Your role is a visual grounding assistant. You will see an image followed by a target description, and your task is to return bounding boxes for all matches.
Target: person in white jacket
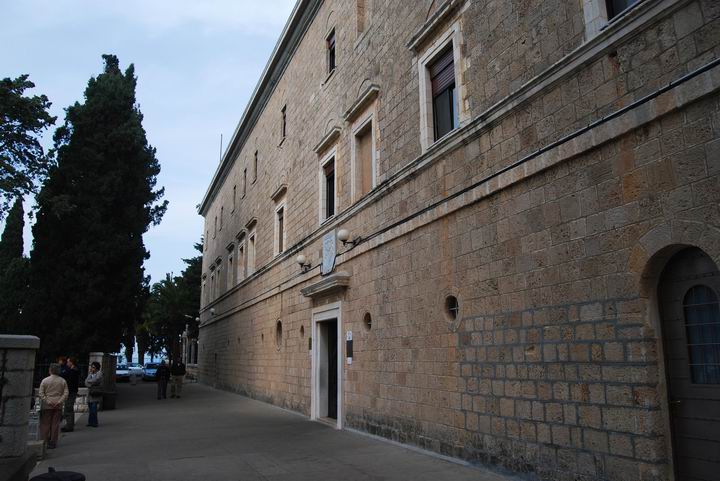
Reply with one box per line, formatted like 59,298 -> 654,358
38,363 -> 69,449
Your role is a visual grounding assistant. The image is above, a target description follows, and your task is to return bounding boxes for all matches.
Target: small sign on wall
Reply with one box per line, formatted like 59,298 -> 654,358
321,230 -> 336,275
346,330 -> 353,365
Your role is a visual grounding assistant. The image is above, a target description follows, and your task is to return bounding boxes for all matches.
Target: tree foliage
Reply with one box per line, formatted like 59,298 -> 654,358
142,242 -> 201,358
0,75 -> 56,219
26,55 -> 167,359
0,197 -> 28,333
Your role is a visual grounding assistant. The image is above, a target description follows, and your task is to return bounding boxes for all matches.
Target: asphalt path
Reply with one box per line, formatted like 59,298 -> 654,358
31,381 -> 515,481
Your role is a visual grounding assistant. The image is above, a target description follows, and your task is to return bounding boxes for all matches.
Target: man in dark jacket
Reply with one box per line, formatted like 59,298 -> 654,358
170,358 -> 187,398
60,357 -> 80,432
156,360 -> 170,400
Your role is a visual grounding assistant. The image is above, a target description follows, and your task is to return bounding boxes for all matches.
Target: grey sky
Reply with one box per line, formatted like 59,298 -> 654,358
0,0 -> 295,284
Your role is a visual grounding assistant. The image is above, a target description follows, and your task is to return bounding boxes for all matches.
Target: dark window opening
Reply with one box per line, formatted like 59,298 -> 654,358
281,106 -> 287,140
277,207 -> 284,254
324,159 -> 335,219
606,0 -> 639,20
327,29 -> 336,74
430,46 -> 458,141
683,285 -> 720,384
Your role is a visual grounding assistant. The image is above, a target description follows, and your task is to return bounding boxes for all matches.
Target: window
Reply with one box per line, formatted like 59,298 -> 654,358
280,106 -> 287,141
253,151 -> 258,183
201,275 -> 207,306
216,261 -> 222,296
429,47 -> 458,141
205,231 -> 208,250
237,239 -> 246,282
247,229 -> 256,275
213,216 -> 217,238
353,119 -> 375,199
232,185 -> 236,212
606,0 -> 638,19
227,252 -> 234,290
326,29 -> 336,74
683,285 -> 720,384
243,168 -> 247,197
220,206 -> 223,231
210,269 -> 215,300
417,23 -> 464,151
274,202 -> 286,256
320,151 -> 336,222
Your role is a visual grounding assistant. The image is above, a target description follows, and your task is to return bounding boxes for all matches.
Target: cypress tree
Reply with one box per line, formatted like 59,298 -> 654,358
0,197 -> 28,333
27,55 -> 167,358
0,197 -> 24,272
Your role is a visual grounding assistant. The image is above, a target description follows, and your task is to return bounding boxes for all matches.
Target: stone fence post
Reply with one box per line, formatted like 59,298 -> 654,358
0,335 -> 39,481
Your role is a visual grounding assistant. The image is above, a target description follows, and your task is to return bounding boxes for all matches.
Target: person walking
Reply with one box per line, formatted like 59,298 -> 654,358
60,357 -> 80,432
38,363 -> 68,449
85,362 -> 103,427
170,357 -> 186,398
156,360 -> 170,400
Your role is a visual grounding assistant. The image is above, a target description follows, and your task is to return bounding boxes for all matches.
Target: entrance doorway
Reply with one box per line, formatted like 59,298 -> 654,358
311,302 -> 342,428
658,247 -> 720,481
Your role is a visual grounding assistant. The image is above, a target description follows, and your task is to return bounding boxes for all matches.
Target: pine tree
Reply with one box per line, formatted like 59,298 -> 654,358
0,75 -> 56,219
26,55 -> 167,359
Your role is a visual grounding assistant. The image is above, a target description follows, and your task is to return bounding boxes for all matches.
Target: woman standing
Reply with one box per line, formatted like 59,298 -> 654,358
85,362 -> 103,427
38,363 -> 68,449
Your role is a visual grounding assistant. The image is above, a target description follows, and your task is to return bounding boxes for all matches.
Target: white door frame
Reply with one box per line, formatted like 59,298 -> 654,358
311,301 -> 343,429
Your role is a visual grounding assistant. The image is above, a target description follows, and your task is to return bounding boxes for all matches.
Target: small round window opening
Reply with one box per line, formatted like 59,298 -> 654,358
363,312 -> 372,331
275,320 -> 283,350
445,295 -> 459,320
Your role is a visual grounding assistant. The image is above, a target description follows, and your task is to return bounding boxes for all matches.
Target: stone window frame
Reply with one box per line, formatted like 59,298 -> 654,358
246,221 -> 257,276
209,266 -> 216,301
582,0 -> 642,39
318,146 -> 338,225
214,257 -> 223,297
417,21 -> 467,152
226,242 -> 235,291
273,189 -> 287,257
236,230 -> 247,283
326,28 -> 336,77
349,100 -> 379,203
201,274 -> 207,307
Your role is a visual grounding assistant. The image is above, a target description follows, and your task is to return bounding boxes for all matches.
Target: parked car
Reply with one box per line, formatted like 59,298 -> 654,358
128,363 -> 144,378
143,363 -> 159,381
115,364 -> 130,382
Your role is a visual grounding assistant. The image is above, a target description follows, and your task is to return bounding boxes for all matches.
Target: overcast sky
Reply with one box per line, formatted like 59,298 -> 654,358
0,0 -> 295,285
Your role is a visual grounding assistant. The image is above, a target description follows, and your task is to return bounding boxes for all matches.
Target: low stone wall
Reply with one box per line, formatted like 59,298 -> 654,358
0,335 -> 39,481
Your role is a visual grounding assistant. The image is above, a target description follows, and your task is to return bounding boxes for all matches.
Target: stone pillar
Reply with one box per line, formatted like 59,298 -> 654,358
0,335 -> 39,481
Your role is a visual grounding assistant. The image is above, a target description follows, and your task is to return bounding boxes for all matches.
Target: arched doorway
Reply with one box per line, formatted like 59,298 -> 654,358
658,247 -> 720,481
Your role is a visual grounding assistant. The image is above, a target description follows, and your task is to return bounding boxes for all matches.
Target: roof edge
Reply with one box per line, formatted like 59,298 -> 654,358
199,0 -> 322,216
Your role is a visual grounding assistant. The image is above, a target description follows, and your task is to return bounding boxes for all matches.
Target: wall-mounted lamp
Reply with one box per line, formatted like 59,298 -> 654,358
296,254 -> 312,273
337,228 -> 362,248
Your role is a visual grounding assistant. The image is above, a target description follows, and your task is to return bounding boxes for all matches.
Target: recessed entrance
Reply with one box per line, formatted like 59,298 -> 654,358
311,302 -> 342,428
658,247 -> 720,481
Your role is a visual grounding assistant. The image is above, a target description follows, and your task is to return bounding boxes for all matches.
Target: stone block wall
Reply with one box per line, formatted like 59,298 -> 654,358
198,1 -> 720,480
0,335 -> 39,481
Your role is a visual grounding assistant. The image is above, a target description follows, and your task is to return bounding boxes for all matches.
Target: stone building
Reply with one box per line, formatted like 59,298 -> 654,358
198,1 -> 720,480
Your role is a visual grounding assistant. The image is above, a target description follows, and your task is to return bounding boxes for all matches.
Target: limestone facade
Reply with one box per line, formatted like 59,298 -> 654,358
198,1 -> 720,480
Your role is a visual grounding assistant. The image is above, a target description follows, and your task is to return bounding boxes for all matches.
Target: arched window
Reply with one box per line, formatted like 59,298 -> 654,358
683,285 -> 720,384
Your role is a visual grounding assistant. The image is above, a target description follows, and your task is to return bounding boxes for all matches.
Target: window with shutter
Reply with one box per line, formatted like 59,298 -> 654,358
429,47 -> 457,141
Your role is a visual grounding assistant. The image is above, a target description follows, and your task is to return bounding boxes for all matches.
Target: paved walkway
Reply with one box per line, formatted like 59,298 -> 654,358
31,382 -> 515,481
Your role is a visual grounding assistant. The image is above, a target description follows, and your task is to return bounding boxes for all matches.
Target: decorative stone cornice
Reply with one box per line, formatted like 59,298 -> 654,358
313,127 -> 341,154
406,0 -> 467,52
271,184 -> 288,202
300,271 -> 350,298
342,85 -> 380,122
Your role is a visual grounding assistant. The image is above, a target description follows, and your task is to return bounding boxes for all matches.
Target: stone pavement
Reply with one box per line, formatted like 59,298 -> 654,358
31,382 -> 518,481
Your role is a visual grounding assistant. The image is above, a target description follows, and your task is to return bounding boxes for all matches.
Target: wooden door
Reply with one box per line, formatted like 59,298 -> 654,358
658,247 -> 720,481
